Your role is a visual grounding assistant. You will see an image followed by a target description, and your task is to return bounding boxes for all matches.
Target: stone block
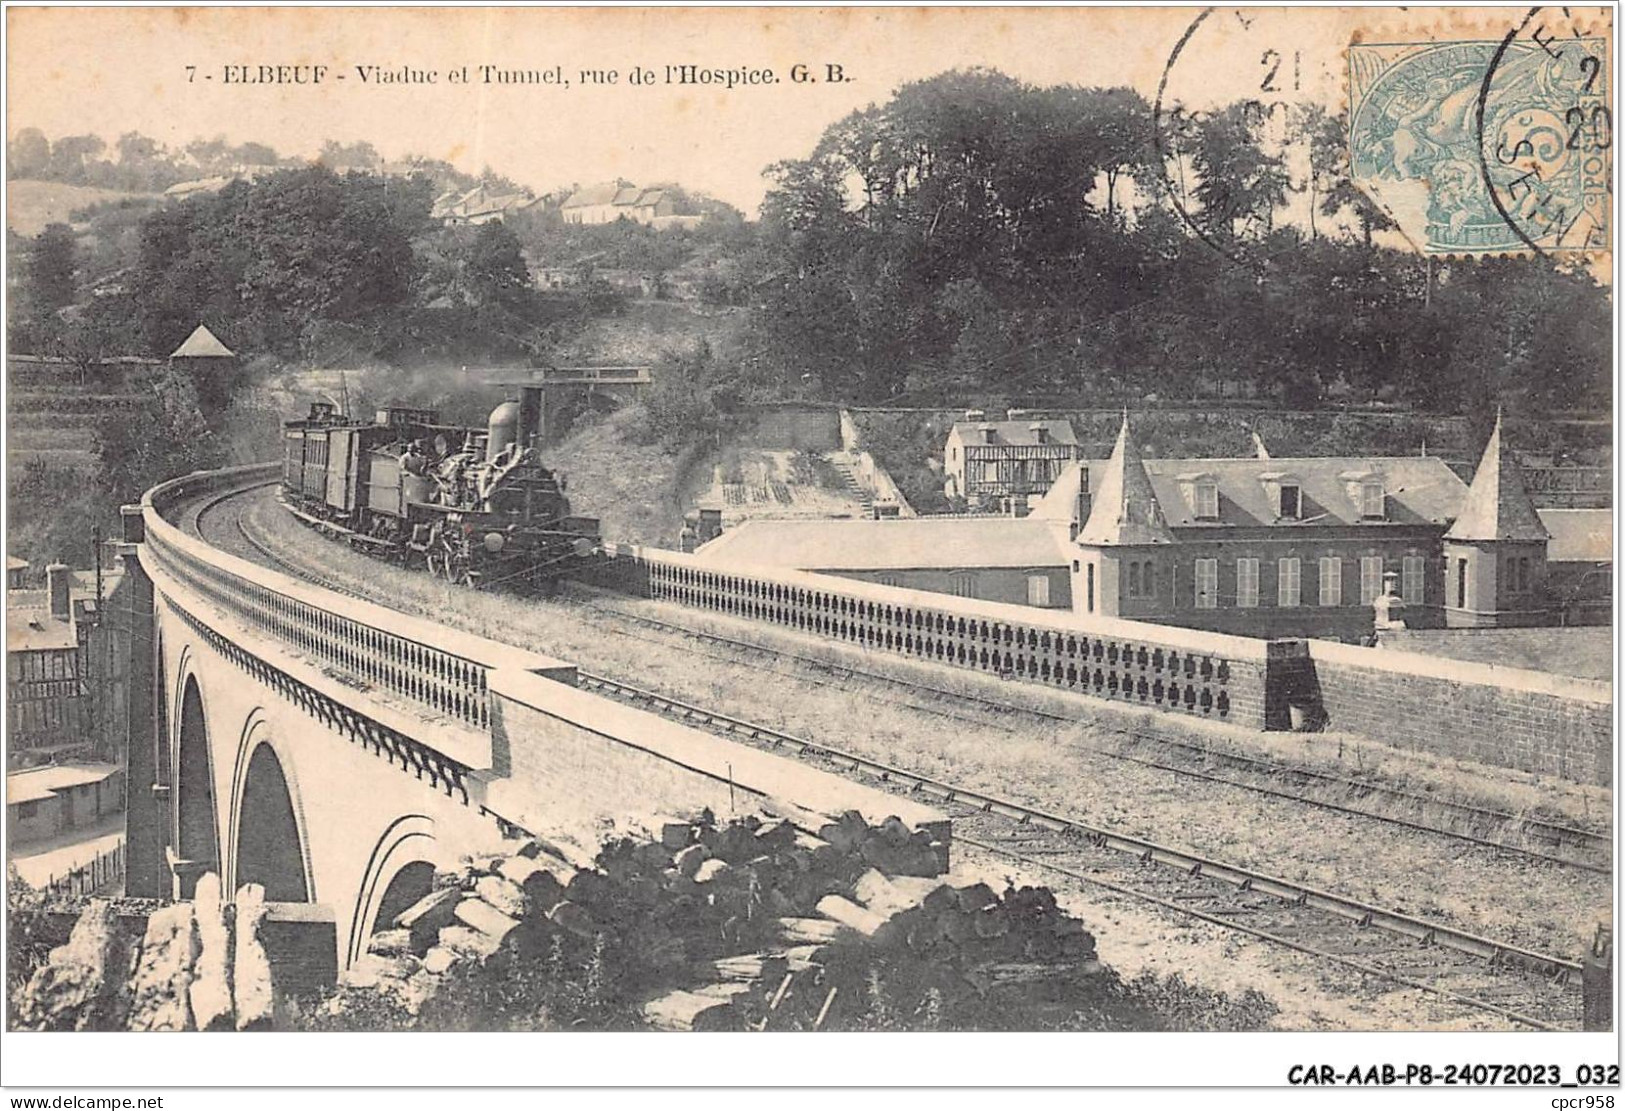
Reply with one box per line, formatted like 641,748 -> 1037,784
189,873 -> 235,1032
127,902 -> 199,1031
15,901 -> 132,1031
395,886 -> 461,953
474,874 -> 527,919
232,884 -> 275,1031
454,897 -> 521,945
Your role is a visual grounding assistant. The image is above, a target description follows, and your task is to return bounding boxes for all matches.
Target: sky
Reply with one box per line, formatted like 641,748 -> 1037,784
5,6 -> 1376,215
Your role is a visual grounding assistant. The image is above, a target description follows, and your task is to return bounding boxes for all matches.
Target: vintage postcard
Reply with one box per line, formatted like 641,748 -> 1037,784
2,4 -> 1616,1100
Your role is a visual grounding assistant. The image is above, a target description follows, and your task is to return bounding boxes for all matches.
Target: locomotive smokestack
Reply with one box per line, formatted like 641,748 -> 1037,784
486,401 -> 520,462
517,386 -> 545,453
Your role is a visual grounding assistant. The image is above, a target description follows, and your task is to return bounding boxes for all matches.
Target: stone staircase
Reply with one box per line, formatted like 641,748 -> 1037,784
826,452 -> 873,515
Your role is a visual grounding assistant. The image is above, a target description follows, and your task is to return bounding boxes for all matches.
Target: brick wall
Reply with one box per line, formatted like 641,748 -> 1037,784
1305,640 -> 1613,786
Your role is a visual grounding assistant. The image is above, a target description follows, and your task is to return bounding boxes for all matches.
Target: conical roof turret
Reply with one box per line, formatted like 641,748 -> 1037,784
1444,411 -> 1548,542
1077,413 -> 1173,546
169,324 -> 234,359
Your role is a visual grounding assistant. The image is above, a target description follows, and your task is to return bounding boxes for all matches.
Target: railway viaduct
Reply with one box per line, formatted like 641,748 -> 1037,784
117,463 -> 941,980
115,459 -> 1611,986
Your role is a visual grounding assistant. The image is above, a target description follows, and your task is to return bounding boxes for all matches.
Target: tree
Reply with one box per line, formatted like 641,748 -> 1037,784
48,134 -> 105,183
93,363 -> 224,503
467,221 -> 534,305
1188,104 -> 1290,242
1305,108 -> 1397,247
318,139 -> 380,171
27,224 -> 77,321
234,141 -> 280,166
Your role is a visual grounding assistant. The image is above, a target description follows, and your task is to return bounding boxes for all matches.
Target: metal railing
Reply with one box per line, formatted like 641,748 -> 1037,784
142,467 -> 532,737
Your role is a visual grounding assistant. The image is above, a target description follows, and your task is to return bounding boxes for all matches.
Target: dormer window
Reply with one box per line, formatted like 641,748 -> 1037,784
1360,480 -> 1385,519
1176,472 -> 1220,521
1340,469 -> 1386,520
1195,481 -> 1219,519
1260,471 -> 1302,521
1279,483 -> 1301,520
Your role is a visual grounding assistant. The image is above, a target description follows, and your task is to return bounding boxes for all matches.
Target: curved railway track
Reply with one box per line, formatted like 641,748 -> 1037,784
184,481 -> 1594,1030
573,671 -> 1585,1031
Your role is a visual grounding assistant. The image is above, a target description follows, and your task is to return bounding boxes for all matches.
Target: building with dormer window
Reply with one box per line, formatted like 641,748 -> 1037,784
1032,411 -> 1594,639
942,413 -> 1085,511
694,412 -> 1606,641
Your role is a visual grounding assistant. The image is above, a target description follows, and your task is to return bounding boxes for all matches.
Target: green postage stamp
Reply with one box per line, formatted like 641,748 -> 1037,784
1350,15 -> 1611,256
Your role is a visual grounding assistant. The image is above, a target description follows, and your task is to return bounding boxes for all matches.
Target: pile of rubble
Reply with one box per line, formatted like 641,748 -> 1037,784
15,805 -> 1119,1031
339,805 -> 1105,1031
13,875 -> 277,1032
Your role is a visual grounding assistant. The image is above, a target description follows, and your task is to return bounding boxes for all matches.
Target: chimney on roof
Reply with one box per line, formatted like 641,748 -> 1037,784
964,409 -> 985,421
46,563 -> 70,621
1030,422 -> 1049,445
979,423 -> 996,445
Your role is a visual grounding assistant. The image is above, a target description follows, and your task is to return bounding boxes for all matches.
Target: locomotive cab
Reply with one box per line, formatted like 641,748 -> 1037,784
280,385 -> 601,589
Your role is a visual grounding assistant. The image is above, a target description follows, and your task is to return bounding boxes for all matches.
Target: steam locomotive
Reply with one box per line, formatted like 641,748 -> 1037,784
280,386 -> 600,588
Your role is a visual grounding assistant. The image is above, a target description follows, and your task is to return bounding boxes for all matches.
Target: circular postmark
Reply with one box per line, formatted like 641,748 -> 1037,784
1474,7 -> 1611,255
1153,7 -> 1344,263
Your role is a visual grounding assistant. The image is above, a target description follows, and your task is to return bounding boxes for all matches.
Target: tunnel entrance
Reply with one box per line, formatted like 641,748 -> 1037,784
175,676 -> 219,896
235,743 -> 310,902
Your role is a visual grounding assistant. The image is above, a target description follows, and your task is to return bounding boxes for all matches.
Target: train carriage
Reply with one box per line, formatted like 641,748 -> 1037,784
280,388 -> 598,587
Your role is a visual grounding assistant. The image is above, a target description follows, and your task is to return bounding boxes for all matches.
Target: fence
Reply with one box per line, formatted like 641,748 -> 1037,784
43,841 -> 126,901
142,466 -> 560,745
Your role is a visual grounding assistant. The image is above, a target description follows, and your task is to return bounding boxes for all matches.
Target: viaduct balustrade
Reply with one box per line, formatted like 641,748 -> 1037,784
621,546 -> 1274,728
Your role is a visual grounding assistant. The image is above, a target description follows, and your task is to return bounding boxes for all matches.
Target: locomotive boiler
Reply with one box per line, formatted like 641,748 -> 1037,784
281,386 -> 599,588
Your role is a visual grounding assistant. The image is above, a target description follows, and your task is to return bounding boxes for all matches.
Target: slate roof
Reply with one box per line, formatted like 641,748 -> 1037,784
1140,455 -> 1468,529
7,763 -> 120,806
696,517 -> 1073,571
1537,509 -> 1612,563
8,556 -> 27,573
7,608 -> 78,652
1444,415 -> 1550,542
948,419 -> 1079,447
562,183 -> 623,208
170,325 -> 234,359
1078,417 -> 1174,545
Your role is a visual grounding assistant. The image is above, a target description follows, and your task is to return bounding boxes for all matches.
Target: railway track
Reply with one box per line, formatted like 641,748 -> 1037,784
209,482 -> 1612,873
184,483 -> 1595,1029
575,671 -> 1586,1032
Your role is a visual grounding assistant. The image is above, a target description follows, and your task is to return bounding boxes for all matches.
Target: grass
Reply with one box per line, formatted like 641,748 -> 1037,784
538,407 -> 693,547
6,180 -> 158,237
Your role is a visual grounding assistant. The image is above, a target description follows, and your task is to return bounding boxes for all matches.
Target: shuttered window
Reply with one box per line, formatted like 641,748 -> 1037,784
1026,575 -> 1051,607
1278,558 -> 1301,607
1236,558 -> 1259,608
1401,555 -> 1425,605
1194,558 -> 1218,609
1319,557 -> 1343,606
1359,556 -> 1383,605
